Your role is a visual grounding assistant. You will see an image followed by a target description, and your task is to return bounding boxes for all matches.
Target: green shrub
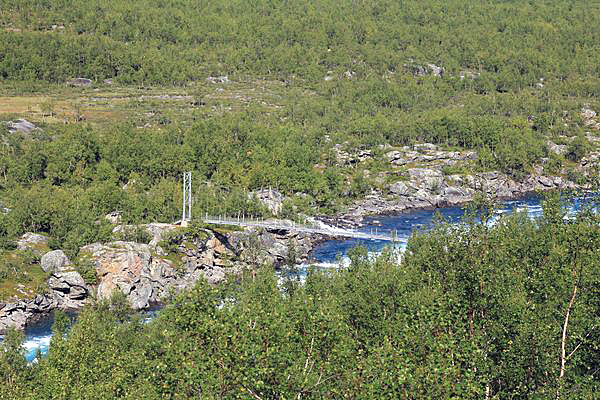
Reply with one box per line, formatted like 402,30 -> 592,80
565,135 -> 591,162
74,258 -> 98,285
113,225 -> 152,244
543,153 -> 563,176
158,229 -> 186,254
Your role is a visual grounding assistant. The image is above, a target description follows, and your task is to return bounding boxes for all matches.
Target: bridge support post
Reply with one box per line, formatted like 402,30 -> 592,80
181,171 -> 192,226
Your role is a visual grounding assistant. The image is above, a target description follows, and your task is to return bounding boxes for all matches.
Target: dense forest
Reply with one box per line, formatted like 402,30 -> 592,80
0,197 -> 599,398
1,0 -> 600,398
1,0 -> 600,88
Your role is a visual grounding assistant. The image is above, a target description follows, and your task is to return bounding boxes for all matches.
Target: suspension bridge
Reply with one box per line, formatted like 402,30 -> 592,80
200,214 -> 399,242
179,172 -> 399,242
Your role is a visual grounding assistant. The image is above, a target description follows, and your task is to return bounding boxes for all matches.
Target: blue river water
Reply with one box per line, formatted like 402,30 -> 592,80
310,193 -> 598,264
16,193 -> 600,362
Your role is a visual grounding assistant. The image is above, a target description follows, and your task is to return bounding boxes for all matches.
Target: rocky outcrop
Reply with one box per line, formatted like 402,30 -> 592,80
48,269 -> 88,309
16,233 -> 48,252
80,241 -> 181,310
227,226 -> 318,268
0,298 -> 45,332
344,168 -> 581,219
249,189 -> 285,215
385,146 -> 477,166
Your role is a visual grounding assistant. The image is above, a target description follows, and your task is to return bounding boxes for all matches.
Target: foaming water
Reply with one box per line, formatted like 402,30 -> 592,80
21,313 -> 64,362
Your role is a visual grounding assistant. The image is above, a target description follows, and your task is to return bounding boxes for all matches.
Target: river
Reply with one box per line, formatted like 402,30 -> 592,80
19,193 -> 600,362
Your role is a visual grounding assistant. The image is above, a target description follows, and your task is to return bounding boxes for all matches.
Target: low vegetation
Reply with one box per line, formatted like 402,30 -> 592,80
0,249 -> 48,301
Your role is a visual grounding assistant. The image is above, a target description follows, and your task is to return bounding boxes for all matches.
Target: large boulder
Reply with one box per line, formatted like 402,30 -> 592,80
41,250 -> 70,273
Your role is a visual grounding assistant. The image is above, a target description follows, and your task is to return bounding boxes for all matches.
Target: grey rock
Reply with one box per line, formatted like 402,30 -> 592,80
105,211 -> 122,224
68,78 -> 93,86
408,168 -> 443,179
581,107 -> 597,120
427,63 -> 444,77
386,150 -> 407,165
48,269 -> 88,307
407,62 -> 444,77
57,271 -> 86,288
206,76 -> 229,84
17,232 -> 48,251
48,276 -> 70,293
414,143 -> 438,151
423,176 -> 443,192
389,181 -> 412,196
203,266 -> 225,285
7,119 -> 40,134
268,241 -> 289,260
548,141 -> 568,156
41,250 -> 70,273
441,186 -> 473,206
129,284 -> 153,309
145,223 -> 178,247
537,176 -> 554,188
477,171 -> 500,181
249,189 -> 285,215
68,285 -> 87,300
83,241 -> 182,310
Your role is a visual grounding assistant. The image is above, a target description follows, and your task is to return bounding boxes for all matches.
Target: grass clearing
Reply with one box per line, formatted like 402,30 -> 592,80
0,250 -> 49,302
0,77 -> 297,129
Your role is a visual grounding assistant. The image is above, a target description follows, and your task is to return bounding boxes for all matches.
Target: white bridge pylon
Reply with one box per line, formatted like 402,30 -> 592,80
181,171 -> 192,226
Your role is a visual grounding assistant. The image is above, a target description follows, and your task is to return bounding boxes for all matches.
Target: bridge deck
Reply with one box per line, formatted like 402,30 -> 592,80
201,217 -> 398,242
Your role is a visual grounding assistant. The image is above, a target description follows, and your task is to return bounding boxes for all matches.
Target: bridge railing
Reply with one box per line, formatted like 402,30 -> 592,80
199,214 -> 399,241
